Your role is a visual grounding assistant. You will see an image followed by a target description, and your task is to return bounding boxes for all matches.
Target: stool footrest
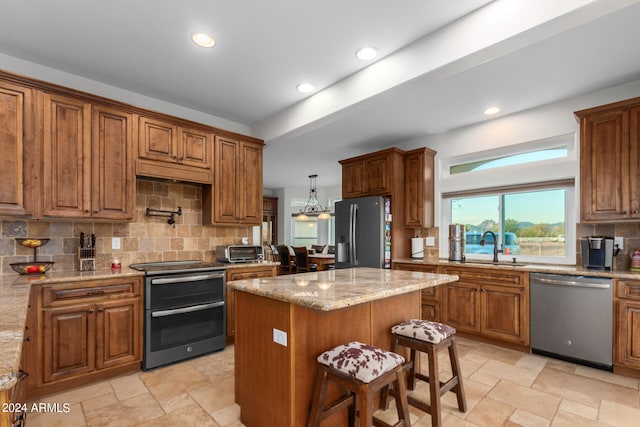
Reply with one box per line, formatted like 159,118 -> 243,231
318,393 -> 355,422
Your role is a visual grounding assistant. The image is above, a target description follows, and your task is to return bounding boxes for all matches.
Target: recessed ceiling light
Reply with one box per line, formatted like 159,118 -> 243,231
297,83 -> 315,93
191,32 -> 215,48
356,46 -> 377,61
483,107 -> 501,115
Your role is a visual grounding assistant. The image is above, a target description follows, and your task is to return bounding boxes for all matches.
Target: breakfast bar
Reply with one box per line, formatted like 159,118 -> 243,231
227,267 -> 459,427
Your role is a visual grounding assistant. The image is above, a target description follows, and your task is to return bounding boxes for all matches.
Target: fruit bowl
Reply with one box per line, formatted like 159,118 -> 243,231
16,238 -> 50,248
10,261 -> 55,275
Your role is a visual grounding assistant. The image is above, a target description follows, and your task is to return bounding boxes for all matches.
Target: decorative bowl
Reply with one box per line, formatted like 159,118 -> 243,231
15,238 -> 50,248
10,261 -> 55,275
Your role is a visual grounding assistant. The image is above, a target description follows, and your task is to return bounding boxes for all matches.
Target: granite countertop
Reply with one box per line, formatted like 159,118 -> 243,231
393,258 -> 640,279
226,266 -> 459,311
0,261 -> 276,392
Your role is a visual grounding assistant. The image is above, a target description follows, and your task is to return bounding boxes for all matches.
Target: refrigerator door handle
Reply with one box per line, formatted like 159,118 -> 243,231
350,203 -> 358,265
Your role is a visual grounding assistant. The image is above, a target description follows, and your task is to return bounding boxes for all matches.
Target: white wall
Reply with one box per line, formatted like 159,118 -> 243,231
0,53 -> 250,135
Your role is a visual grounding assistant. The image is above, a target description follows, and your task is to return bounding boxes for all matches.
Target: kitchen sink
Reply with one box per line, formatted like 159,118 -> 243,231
455,260 -> 527,267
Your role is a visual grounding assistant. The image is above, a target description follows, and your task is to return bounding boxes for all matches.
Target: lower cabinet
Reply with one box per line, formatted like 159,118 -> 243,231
392,262 -> 441,321
23,277 -> 142,399
615,279 -> 640,373
440,267 -> 530,346
225,265 -> 277,338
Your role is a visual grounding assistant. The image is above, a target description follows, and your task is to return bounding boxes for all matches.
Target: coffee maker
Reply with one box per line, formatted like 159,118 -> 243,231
581,236 -> 616,270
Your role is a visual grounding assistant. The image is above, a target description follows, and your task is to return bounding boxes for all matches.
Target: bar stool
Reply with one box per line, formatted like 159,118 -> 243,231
308,341 -> 411,427
382,319 -> 467,427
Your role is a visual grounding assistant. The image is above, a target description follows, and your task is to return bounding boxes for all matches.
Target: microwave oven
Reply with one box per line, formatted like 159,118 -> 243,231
216,245 -> 264,263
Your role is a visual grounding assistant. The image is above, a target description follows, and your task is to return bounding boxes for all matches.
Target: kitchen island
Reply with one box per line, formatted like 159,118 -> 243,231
227,267 -> 459,427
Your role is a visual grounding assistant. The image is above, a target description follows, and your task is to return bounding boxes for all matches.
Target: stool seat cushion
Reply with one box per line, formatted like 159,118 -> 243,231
391,319 -> 456,344
317,341 -> 405,383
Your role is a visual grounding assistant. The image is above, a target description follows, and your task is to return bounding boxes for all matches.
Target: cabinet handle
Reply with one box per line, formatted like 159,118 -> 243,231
88,308 -> 95,314
94,209 -> 100,214
98,307 -> 104,313
24,336 -> 31,342
173,155 -> 178,160
179,156 -> 184,161
622,210 -> 627,215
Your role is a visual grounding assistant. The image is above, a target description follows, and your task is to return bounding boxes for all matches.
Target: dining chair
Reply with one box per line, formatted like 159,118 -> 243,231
292,246 -> 318,273
276,245 -> 295,274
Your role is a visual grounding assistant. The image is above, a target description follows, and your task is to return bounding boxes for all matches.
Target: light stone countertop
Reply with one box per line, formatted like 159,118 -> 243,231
226,267 -> 459,311
393,258 -> 640,280
0,261 -> 278,392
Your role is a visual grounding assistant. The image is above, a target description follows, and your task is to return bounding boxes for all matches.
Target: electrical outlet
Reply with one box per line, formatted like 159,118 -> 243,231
273,328 -> 287,347
615,236 -> 624,250
425,237 -> 436,246
112,237 -> 121,250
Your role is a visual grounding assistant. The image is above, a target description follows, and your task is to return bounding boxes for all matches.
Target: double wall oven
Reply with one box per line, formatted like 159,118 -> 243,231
131,261 -> 227,370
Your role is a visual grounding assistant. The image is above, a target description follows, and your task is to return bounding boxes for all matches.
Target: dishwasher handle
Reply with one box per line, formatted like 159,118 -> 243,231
533,276 -> 611,289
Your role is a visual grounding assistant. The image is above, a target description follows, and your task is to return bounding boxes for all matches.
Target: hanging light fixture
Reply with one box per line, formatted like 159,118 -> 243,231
296,174 -> 331,221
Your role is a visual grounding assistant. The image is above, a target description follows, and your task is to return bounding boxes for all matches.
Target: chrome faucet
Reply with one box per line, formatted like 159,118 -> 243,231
480,231 -> 502,263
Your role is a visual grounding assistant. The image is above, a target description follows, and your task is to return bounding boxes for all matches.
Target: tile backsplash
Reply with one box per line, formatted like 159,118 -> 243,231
0,178 -> 253,274
577,222 -> 640,271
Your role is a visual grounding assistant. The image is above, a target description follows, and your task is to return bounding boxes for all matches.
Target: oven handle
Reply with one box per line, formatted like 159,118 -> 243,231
150,272 -> 225,285
151,301 -> 225,317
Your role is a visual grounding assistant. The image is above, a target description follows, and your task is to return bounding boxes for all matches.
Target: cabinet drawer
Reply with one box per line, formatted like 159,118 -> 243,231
617,280 -> 640,300
43,279 -> 141,307
441,267 -> 524,287
228,269 -> 274,281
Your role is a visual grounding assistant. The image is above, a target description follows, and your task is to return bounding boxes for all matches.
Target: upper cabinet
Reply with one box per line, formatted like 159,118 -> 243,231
41,93 -> 135,220
576,97 -> 640,222
137,115 -> 213,184
404,147 -> 436,228
339,148 -> 404,199
203,135 -> 264,225
0,79 -> 34,216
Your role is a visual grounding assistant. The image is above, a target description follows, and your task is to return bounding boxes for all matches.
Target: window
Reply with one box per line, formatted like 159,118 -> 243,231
449,186 -> 569,261
450,147 -> 568,175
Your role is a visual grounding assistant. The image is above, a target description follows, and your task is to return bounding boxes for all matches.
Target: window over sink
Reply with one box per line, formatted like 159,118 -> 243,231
441,139 -> 576,265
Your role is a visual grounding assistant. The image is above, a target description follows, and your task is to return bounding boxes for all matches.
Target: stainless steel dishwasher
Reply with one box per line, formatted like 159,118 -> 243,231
530,272 -> 613,370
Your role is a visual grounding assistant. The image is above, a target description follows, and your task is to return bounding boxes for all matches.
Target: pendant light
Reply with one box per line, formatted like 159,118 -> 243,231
296,174 -> 331,221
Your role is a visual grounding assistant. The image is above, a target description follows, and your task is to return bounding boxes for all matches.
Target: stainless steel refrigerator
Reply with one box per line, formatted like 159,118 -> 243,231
334,196 -> 392,269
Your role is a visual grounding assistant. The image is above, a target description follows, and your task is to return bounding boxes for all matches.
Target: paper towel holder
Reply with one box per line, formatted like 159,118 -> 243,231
411,237 -> 424,259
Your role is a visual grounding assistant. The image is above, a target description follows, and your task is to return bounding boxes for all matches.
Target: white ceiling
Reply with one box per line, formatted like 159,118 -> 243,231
1,0 -> 640,189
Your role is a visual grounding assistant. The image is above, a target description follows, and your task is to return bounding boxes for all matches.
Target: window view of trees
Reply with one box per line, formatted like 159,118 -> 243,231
451,189 -> 566,257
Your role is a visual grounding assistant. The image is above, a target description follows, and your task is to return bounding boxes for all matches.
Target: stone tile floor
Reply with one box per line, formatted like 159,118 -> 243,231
26,336 -> 640,426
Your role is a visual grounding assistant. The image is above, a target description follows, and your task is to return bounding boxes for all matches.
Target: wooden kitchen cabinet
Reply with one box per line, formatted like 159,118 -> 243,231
203,135 -> 264,225
0,79 -> 34,217
136,115 -> 213,183
440,266 -> 529,347
24,277 -> 142,399
615,279 -> 640,375
404,147 -> 436,228
392,262 -> 442,321
225,265 -> 277,338
41,93 -> 135,220
339,148 -> 404,198
576,97 -> 640,222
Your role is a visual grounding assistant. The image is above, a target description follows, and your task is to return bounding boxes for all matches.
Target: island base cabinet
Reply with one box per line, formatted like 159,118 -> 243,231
233,290 -> 420,427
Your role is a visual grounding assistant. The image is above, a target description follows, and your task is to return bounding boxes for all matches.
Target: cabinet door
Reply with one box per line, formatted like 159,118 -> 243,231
629,106 -> 640,218
42,93 -> 92,218
615,300 -> 640,368
240,141 -> 263,223
43,304 -> 96,383
365,155 -> 390,195
179,127 -> 212,169
342,160 -> 365,198
480,284 -> 527,344
214,136 -> 240,222
138,116 -> 178,162
92,105 -> 135,220
443,282 -> 480,333
580,110 -> 629,221
0,81 -> 32,216
404,148 -> 435,227
95,297 -> 142,370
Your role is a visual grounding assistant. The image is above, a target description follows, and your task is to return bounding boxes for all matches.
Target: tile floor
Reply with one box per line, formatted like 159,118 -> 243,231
26,337 -> 640,426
